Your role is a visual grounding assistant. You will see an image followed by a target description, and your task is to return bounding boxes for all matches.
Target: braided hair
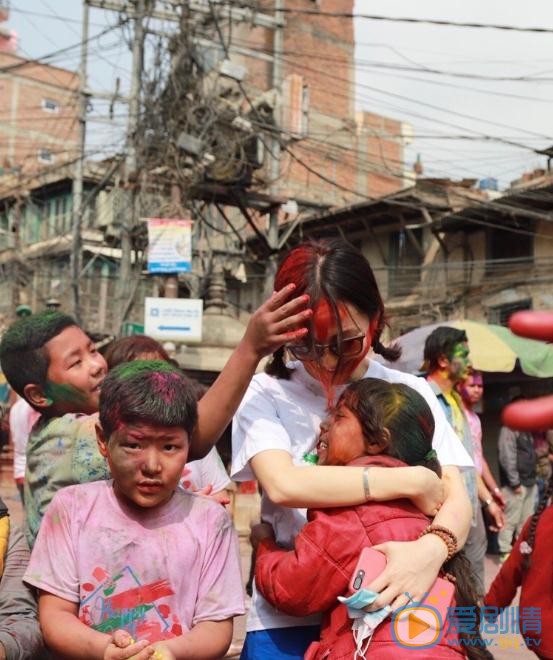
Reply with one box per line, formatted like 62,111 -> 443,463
523,471 -> 553,571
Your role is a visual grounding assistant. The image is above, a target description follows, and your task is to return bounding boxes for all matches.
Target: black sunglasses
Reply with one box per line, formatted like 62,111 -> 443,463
288,333 -> 366,361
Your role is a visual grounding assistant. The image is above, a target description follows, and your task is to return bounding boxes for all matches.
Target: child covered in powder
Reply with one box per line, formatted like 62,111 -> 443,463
0,286 -> 310,547
25,360 -> 244,659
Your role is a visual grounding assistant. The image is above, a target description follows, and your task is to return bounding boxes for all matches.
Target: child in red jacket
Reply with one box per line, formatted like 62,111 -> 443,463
485,473 -> 553,659
252,379 -> 490,659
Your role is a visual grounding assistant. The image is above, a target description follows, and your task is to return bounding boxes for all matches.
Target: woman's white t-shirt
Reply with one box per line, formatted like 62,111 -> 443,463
231,359 -> 473,632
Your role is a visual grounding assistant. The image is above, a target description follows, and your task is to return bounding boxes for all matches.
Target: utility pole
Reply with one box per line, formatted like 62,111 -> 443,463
70,0 -> 89,324
116,0 -> 146,331
264,0 -> 284,299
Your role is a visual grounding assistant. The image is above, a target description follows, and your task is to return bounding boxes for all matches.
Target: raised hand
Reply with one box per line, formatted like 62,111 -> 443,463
242,284 -> 312,359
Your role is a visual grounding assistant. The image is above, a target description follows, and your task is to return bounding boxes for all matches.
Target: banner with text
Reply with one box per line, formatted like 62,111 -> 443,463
147,218 -> 192,273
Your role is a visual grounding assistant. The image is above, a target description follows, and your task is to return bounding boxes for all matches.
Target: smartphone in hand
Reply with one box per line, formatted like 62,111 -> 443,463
349,546 -> 455,626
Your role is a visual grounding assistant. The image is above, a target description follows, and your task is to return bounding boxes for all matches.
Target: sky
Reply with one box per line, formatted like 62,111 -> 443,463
6,1 -> 553,190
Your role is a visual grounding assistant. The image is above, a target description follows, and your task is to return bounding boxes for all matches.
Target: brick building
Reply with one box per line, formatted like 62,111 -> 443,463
0,50 -> 79,177
231,0 -> 411,206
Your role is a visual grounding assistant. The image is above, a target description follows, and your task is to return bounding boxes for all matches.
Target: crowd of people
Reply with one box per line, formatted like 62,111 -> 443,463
0,239 -> 550,660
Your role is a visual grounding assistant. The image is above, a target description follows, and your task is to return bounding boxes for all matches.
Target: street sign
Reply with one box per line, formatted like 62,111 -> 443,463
146,218 -> 192,273
144,297 -> 203,342
121,321 -> 144,337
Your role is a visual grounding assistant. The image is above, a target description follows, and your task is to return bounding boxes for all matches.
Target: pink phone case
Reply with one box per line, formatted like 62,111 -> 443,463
349,546 -> 455,625
348,547 -> 387,593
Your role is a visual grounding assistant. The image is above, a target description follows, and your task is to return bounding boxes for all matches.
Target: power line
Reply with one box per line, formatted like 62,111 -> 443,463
231,6 -> 553,34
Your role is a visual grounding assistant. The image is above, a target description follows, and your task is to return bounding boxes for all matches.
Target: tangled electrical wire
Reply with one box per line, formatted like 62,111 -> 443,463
136,6 -> 267,195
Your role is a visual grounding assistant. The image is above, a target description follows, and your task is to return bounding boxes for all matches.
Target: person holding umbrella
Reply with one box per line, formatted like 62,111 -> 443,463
423,327 -> 504,598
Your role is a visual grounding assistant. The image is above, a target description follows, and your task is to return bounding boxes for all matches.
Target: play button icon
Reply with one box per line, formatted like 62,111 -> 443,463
409,612 -> 431,639
392,605 -> 443,649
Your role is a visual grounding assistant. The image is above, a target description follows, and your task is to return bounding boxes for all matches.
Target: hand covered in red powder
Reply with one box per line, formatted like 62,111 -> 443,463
242,284 -> 312,358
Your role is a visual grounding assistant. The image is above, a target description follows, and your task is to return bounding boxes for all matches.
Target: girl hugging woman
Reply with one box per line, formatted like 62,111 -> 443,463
251,379 -> 491,660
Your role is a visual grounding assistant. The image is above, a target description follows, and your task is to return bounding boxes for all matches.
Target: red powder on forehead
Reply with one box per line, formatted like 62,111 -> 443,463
312,298 -> 351,341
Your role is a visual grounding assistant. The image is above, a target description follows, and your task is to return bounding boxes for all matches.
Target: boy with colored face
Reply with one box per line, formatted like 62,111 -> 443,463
0,290 -> 309,547
25,361 -> 244,659
0,313 -> 110,546
424,326 -> 504,597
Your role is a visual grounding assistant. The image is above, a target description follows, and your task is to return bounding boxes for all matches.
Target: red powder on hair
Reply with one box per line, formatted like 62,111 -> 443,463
274,245 -> 314,294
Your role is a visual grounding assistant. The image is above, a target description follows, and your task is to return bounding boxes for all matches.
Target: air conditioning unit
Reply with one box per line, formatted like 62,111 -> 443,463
94,188 -> 125,240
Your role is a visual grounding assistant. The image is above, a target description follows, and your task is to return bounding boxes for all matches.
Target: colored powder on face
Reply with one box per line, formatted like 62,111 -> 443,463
309,300 -> 370,406
45,381 -> 88,405
312,298 -> 335,341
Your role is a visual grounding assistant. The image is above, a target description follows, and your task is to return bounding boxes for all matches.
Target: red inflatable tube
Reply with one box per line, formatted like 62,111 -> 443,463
502,311 -> 553,431
509,310 -> 553,343
501,396 -> 553,432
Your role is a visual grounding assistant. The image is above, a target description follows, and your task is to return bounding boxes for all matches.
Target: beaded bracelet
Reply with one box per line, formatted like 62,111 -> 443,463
419,524 -> 458,562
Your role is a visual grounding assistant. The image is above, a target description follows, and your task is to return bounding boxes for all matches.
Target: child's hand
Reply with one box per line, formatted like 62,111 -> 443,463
241,284 -> 312,359
151,643 -> 176,660
181,470 -> 231,506
250,522 -> 275,550
104,630 -> 154,659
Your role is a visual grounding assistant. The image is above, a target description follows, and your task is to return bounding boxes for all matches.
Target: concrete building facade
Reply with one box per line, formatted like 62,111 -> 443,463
0,52 -> 79,177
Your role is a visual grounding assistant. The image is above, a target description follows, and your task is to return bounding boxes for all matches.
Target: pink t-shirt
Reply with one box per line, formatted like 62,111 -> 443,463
24,480 -> 245,643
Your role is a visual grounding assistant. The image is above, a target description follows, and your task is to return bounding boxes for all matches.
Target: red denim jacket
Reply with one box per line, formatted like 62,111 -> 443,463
255,455 -> 466,659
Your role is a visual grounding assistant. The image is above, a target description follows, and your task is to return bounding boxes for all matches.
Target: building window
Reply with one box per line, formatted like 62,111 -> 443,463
42,98 -> 60,113
37,148 -> 54,163
488,299 -> 532,326
388,228 -> 423,297
486,226 -> 534,275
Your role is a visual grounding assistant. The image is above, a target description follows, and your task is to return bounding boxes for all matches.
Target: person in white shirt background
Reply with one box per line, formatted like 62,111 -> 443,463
232,239 -> 474,660
9,397 -> 40,504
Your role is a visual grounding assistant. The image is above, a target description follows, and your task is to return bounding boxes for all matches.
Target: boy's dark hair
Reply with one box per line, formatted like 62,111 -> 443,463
99,360 -> 198,438
104,335 -> 172,370
0,311 -> 77,402
423,326 -> 467,374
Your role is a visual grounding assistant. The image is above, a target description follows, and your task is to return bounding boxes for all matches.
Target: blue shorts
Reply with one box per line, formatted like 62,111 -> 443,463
240,626 -> 320,659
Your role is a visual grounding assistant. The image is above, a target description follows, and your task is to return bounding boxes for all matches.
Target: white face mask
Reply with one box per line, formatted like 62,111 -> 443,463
337,589 -> 392,659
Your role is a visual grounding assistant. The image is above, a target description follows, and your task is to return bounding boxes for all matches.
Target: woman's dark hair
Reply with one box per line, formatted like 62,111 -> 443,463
523,470 -> 553,572
104,335 -> 171,370
266,240 -> 400,379
338,378 -> 492,660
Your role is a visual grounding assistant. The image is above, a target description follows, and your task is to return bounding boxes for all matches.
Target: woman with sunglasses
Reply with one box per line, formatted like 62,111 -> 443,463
232,240 -> 474,660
